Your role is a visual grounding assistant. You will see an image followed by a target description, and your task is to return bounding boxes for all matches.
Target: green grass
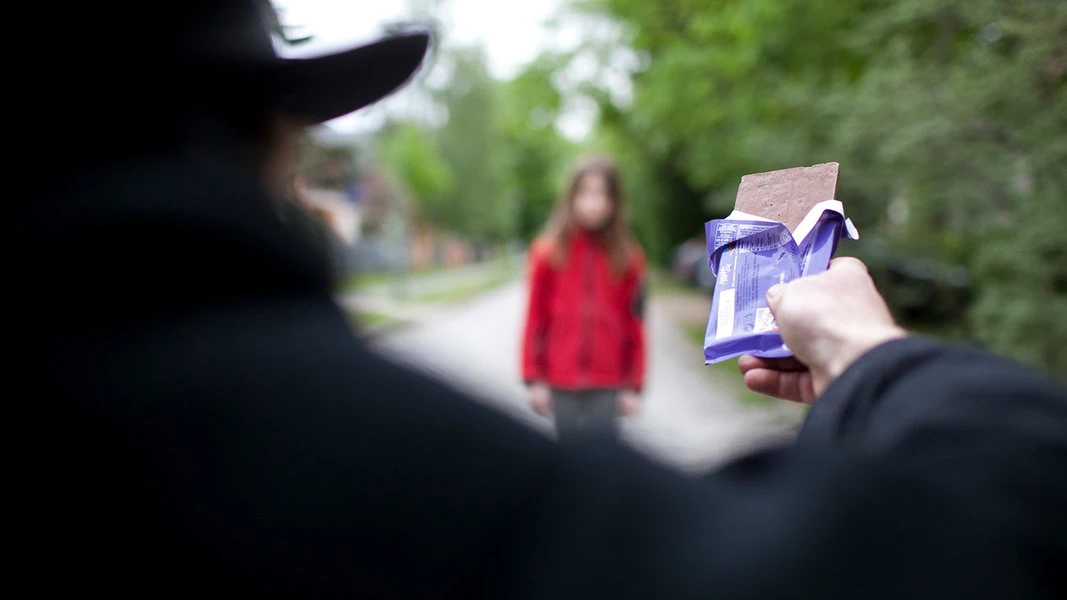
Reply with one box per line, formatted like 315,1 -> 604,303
338,271 -> 391,293
683,324 -> 777,407
338,266 -> 447,294
415,266 -> 519,304
649,268 -> 701,296
350,309 -> 407,329
683,323 -> 706,349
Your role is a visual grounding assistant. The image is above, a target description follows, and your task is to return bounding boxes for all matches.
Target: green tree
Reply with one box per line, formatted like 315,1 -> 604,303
432,45 -> 512,242
565,0 -> 1067,374
375,50 -> 573,245
496,55 -> 576,240
377,122 -> 456,227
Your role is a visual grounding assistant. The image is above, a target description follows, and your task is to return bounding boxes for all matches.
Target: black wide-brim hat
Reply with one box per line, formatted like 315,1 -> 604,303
56,0 -> 432,125
238,1 -> 431,123
272,31 -> 431,123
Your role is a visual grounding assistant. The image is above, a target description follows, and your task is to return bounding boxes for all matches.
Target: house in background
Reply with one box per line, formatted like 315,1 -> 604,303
298,126 -> 479,274
296,174 -> 362,244
297,127 -> 367,247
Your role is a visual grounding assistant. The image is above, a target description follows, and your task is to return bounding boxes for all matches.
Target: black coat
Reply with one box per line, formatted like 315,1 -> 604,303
11,153 -> 1067,598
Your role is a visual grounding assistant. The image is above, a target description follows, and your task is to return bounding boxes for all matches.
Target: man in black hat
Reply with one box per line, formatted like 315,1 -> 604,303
10,1 -> 1067,597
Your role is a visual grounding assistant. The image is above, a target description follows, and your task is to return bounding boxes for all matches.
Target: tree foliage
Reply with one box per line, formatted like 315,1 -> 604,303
568,0 -> 1066,373
431,45 -> 511,242
377,46 -> 574,244
496,54 -> 577,240
377,123 -> 455,227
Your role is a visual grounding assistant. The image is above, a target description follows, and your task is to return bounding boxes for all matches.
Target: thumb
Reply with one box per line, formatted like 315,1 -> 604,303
766,283 -> 786,312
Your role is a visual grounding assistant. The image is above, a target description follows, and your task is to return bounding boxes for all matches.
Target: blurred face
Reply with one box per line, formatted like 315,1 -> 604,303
262,115 -> 306,202
572,172 -> 614,231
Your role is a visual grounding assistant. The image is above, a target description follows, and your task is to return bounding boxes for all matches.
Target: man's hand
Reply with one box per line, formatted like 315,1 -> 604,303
617,390 -> 641,418
739,356 -> 819,404
740,257 -> 906,403
529,383 -> 552,416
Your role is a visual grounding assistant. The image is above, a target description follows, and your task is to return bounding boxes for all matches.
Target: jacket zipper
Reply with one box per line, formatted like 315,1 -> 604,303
578,244 -> 594,387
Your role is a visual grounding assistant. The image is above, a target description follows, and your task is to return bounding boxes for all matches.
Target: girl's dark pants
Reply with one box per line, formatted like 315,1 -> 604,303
551,389 -> 619,442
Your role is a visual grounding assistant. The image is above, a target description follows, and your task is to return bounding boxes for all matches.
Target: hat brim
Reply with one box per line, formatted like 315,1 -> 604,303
274,31 -> 431,124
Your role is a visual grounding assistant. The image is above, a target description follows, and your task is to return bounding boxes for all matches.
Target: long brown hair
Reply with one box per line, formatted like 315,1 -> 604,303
542,155 -> 637,274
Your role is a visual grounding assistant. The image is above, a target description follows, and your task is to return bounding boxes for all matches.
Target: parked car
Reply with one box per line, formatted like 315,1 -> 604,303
671,237 -> 715,292
851,240 -> 973,326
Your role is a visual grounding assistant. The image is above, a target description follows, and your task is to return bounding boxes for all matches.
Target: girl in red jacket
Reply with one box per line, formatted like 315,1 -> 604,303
521,155 -> 647,440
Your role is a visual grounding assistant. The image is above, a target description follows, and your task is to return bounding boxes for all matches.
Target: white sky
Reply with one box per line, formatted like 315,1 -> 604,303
273,0 -> 602,138
275,0 -> 566,78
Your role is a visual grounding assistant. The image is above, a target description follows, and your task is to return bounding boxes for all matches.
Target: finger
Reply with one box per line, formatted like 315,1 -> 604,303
743,368 -> 815,404
828,256 -> 868,274
766,283 -> 787,312
738,355 -> 807,374
743,368 -> 796,401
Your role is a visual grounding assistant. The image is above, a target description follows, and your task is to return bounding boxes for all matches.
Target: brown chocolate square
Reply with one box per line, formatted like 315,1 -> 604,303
734,162 -> 839,232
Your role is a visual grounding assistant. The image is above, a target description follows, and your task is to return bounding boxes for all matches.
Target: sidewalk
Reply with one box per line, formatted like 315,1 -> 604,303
370,280 -> 806,472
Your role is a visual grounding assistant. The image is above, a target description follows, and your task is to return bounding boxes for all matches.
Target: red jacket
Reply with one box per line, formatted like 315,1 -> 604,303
521,232 -> 647,392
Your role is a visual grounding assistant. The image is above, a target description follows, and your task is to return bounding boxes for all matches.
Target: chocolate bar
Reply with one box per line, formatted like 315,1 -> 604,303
734,162 -> 839,232
702,162 -> 856,364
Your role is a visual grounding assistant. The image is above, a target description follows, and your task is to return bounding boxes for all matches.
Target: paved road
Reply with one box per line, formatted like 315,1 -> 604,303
370,282 -> 804,472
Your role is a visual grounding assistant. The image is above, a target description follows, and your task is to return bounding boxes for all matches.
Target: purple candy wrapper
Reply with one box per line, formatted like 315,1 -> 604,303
703,201 -> 859,364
